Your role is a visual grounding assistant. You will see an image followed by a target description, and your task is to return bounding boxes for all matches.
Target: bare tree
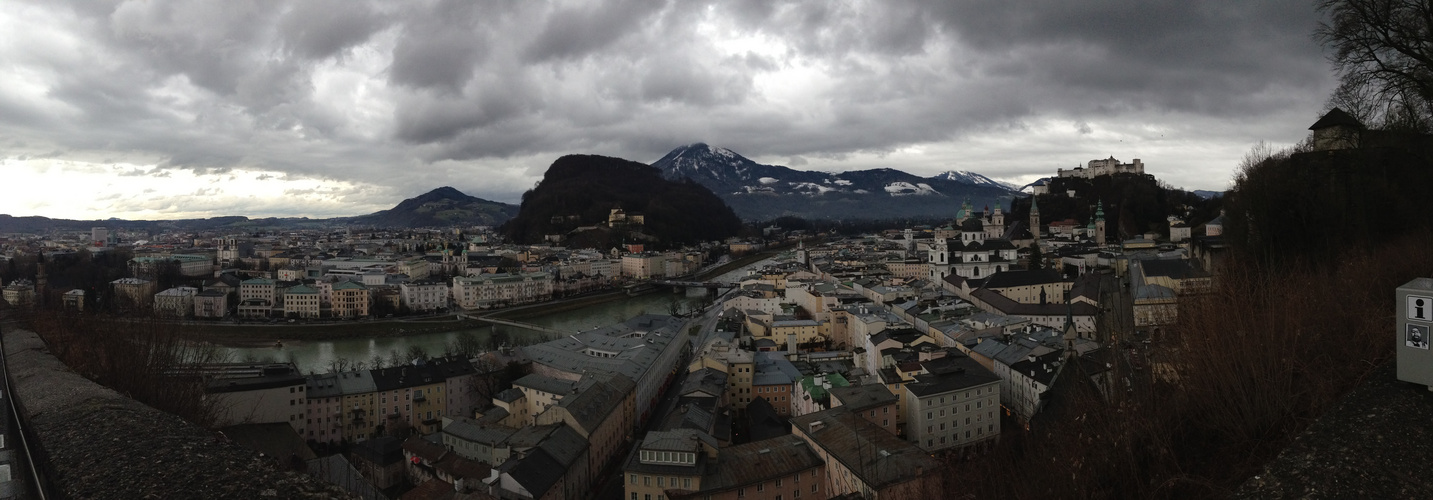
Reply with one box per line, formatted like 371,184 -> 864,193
1317,0 -> 1433,129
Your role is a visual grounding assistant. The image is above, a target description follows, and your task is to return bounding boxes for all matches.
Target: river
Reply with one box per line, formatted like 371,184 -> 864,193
224,258 -> 773,374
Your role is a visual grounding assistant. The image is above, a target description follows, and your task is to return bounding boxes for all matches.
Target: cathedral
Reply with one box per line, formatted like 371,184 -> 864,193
927,198 -> 1019,281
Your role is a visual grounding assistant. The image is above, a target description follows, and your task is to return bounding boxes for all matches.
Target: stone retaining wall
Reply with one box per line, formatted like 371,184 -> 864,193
2,327 -> 353,499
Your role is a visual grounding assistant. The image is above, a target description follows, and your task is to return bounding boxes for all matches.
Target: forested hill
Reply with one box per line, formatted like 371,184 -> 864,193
1011,173 -> 1222,241
500,155 -> 742,249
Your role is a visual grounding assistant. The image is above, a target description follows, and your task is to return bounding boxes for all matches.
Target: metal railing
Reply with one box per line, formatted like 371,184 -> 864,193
0,322 -> 54,499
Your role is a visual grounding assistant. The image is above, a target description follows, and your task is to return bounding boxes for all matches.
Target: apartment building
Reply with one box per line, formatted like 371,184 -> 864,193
902,355 -> 1001,453
330,281 -> 370,318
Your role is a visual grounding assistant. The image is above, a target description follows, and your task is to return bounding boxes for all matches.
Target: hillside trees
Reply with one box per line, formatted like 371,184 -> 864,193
501,155 -> 742,248
1318,0 -> 1433,129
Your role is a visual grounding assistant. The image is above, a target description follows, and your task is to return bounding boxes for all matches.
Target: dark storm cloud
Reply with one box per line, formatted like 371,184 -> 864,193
277,0 -> 390,60
1,0 -> 1336,219
918,0 -> 1327,115
387,2 -> 489,94
522,0 -> 665,62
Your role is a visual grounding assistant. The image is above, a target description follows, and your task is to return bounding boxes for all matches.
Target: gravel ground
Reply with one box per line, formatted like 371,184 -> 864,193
1237,361 -> 1433,499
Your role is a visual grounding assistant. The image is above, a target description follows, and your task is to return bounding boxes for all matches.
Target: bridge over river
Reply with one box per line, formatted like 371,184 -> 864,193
651,280 -> 740,289
457,314 -> 572,336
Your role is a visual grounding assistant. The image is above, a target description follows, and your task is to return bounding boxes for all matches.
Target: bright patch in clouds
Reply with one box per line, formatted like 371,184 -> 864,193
5,158 -> 383,220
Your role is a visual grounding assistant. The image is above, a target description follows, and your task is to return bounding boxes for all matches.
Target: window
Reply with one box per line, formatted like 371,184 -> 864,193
777,478 -> 782,487
737,488 -> 745,498
644,476 -> 650,486
757,483 -> 764,492
812,484 -> 818,493
658,477 -> 664,487
684,478 -> 691,489
631,493 -> 637,500
630,474 -> 637,485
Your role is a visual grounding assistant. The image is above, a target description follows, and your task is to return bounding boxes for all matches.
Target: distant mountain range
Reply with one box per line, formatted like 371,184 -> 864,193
650,143 -> 1021,220
0,187 -> 518,234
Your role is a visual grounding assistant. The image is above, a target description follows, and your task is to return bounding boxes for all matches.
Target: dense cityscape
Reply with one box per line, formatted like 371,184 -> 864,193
7,1 -> 1433,499
3,144 -> 1231,499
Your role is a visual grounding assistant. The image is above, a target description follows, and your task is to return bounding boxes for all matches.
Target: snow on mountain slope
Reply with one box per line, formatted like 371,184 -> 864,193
884,182 -> 939,196
651,143 -> 1022,219
935,170 -> 1020,190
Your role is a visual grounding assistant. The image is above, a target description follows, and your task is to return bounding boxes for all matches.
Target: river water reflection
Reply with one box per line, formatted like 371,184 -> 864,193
224,259 -> 771,374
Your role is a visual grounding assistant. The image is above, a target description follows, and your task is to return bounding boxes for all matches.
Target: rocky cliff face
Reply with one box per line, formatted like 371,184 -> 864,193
501,154 -> 742,248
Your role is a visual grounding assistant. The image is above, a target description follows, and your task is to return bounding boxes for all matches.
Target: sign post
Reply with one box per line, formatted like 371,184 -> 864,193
1396,279 -> 1433,389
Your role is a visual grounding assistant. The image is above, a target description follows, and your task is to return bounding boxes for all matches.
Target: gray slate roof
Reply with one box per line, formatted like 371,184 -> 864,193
790,407 -> 939,489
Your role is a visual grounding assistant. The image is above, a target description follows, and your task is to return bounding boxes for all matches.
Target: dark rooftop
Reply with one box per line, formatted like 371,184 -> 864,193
982,269 -> 1064,289
689,435 -> 823,495
1308,107 -> 1363,130
790,407 -> 939,489
828,384 -> 898,411
907,355 -> 1001,397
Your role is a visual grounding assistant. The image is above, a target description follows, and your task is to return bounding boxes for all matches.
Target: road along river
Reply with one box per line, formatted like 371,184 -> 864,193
223,259 -> 772,374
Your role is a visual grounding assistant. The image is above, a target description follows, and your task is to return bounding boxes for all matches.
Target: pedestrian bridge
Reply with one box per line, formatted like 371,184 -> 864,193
458,313 -> 572,336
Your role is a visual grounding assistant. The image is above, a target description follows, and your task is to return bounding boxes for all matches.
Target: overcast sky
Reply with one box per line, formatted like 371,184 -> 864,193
3,0 -> 1335,220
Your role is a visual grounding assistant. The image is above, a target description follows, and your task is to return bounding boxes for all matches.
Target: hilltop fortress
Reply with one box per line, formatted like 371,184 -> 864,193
1057,156 -> 1144,179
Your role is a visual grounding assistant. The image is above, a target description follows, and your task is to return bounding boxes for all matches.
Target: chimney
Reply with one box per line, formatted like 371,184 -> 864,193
808,420 -> 825,433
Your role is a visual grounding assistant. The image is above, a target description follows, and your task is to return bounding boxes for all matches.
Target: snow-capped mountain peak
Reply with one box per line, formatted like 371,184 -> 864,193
934,170 -> 1020,191
650,143 -> 1021,219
